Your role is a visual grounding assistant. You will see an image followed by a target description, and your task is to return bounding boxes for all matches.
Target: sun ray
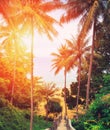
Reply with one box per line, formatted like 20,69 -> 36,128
22,32 -> 32,51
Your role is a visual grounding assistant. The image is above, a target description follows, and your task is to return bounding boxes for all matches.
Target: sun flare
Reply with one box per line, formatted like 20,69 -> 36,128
21,30 -> 39,55
22,32 -> 32,50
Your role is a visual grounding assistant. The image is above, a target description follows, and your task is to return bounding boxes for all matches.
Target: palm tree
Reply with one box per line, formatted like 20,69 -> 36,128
8,0 -> 62,129
75,2 -> 99,109
0,11 -> 27,104
60,0 -> 107,109
38,82 -> 58,119
65,37 -> 91,118
51,44 -> 71,118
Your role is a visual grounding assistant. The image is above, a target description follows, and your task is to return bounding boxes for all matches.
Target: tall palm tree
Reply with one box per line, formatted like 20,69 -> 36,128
60,0 -> 107,109
85,1 -> 110,108
0,11 -> 27,104
75,1 -> 99,110
65,37 -> 91,118
52,44 -> 71,118
8,0 -> 62,129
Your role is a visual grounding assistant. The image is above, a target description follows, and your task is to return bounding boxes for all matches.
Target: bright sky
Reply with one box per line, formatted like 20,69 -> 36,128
32,9 -> 80,88
0,2 -> 93,89
0,8 -> 79,88
0,8 -> 91,88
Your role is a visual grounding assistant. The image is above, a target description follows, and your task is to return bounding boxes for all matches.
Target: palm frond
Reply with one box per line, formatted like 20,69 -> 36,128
60,0 -> 89,23
39,1 -> 63,12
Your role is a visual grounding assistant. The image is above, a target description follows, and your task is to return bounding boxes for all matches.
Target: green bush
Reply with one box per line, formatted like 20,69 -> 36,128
71,120 -> 84,130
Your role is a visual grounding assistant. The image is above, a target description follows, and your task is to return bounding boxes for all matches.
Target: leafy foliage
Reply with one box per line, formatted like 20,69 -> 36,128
0,98 -> 52,130
66,95 -> 84,110
46,100 -> 62,114
37,82 -> 58,118
71,74 -> 110,130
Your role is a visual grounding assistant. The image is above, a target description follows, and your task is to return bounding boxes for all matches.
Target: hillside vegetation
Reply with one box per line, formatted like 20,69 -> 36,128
0,98 -> 52,130
71,74 -> 110,130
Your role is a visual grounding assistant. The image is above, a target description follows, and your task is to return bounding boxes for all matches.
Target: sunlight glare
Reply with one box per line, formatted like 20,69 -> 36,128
26,73 -> 31,79
22,32 -> 32,51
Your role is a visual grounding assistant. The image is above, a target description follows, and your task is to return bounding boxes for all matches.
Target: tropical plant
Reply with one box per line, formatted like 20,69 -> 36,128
88,1 -> 110,102
37,82 -> 58,119
60,0 -> 108,109
65,37 -> 90,117
0,48 -> 32,108
5,0 -> 61,129
0,11 -> 27,104
46,100 -> 62,116
60,1 -> 98,111
51,44 -> 71,117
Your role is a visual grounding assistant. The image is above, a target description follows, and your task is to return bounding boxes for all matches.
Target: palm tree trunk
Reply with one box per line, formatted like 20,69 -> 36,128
30,16 -> 34,130
86,20 -> 95,109
76,56 -> 81,119
46,98 -> 49,120
11,40 -> 16,104
10,55 -> 16,104
64,67 -> 67,118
